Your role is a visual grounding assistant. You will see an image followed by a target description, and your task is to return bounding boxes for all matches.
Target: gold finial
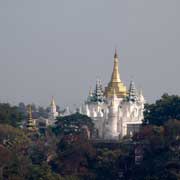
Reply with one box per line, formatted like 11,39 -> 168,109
114,48 -> 118,59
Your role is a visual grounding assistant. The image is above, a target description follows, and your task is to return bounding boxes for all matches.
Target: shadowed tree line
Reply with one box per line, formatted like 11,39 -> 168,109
144,93 -> 180,125
0,94 -> 179,180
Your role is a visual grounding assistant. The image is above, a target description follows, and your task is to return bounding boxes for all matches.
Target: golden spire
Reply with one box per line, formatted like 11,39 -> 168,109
27,105 -> 36,131
111,49 -> 121,83
104,49 -> 127,98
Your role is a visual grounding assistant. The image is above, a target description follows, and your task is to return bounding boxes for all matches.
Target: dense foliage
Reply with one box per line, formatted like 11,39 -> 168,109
132,120 -> 180,180
0,94 -> 180,179
0,103 -> 23,127
53,113 -> 94,138
144,93 -> 180,125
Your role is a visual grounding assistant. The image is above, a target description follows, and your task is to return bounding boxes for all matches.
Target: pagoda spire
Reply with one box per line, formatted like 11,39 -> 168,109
27,105 -> 36,131
128,80 -> 138,102
51,96 -> 56,107
111,49 -> 121,83
94,79 -> 104,103
50,96 -> 58,120
104,49 -> 127,98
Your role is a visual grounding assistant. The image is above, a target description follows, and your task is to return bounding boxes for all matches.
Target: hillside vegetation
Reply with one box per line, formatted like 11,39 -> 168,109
0,94 -> 179,180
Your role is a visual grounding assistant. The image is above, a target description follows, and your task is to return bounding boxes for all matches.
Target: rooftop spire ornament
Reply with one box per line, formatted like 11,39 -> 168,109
128,80 -> 138,102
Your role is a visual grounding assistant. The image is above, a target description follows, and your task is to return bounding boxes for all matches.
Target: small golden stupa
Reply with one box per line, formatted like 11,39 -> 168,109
27,105 -> 37,131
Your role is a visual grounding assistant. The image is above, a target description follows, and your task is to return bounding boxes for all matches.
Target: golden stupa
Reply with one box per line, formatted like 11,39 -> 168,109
104,50 -> 127,98
27,105 -> 37,131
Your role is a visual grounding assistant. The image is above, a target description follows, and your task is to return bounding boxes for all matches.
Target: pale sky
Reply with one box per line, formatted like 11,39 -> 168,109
0,0 -> 180,108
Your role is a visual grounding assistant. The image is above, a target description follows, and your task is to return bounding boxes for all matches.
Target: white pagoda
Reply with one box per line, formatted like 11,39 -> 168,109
82,50 -> 145,140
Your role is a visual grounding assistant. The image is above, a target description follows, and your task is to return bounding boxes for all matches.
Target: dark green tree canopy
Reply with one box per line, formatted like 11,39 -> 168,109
0,103 -> 23,127
0,95 -> 180,180
144,93 -> 180,125
53,113 -> 94,137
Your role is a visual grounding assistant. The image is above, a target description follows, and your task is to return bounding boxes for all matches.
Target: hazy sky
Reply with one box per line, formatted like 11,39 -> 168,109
0,0 -> 180,108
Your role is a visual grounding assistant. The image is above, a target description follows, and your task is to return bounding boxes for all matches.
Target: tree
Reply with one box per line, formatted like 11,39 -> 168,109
0,103 -> 23,127
144,94 -> 180,126
51,113 -> 96,179
54,134 -> 96,179
53,113 -> 94,139
164,119 -> 180,141
131,120 -> 180,180
0,124 -> 30,152
18,102 -> 26,114
0,145 -> 11,179
28,163 -> 64,180
93,148 -> 129,180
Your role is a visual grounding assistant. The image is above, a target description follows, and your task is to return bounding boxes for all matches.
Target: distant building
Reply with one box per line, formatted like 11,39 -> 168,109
49,96 -> 59,121
82,50 -> 145,140
25,97 -> 59,131
25,50 -> 145,139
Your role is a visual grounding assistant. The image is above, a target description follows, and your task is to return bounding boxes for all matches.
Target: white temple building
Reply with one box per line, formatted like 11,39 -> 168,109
82,50 -> 145,140
49,96 -> 59,121
33,97 -> 59,130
